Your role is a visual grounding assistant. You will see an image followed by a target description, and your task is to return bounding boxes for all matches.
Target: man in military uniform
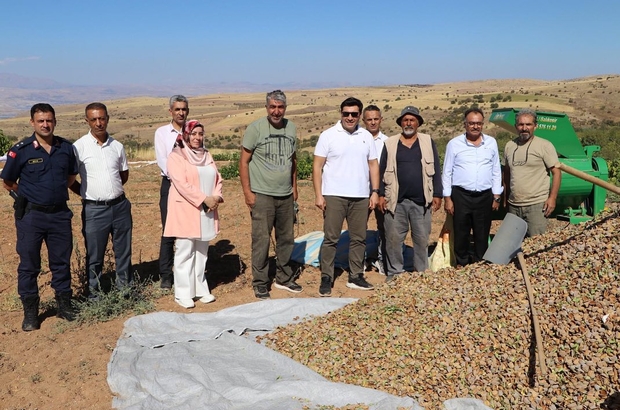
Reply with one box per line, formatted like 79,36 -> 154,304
1,103 -> 78,331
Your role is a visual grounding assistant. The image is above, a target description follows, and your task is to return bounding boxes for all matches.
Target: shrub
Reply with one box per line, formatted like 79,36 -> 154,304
219,162 -> 240,179
0,130 -> 12,155
75,282 -> 156,325
212,151 -> 240,161
297,153 -> 313,180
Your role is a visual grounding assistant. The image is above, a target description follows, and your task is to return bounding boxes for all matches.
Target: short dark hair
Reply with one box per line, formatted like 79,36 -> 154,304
340,97 -> 363,112
85,102 -> 108,117
363,104 -> 381,115
463,107 -> 484,121
30,103 -> 55,120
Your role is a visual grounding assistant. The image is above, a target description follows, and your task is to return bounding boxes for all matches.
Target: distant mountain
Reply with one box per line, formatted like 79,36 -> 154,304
0,73 -> 363,118
0,73 -> 67,89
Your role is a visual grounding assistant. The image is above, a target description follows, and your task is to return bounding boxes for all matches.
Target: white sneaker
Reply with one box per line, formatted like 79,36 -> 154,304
175,298 -> 195,309
198,294 -> 216,304
372,260 -> 386,275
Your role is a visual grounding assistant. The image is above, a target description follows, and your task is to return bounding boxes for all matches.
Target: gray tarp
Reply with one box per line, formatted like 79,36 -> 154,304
108,298 -> 492,410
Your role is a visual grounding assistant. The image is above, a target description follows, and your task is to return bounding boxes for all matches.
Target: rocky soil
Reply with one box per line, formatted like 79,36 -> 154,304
264,207 -> 620,409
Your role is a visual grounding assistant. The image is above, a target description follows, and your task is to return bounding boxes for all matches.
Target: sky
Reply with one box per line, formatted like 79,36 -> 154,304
1,0 -> 619,88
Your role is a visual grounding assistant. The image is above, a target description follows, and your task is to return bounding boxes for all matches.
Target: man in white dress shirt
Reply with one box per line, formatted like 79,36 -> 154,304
71,102 -> 132,298
362,104 -> 388,275
154,95 -> 189,288
442,108 -> 502,266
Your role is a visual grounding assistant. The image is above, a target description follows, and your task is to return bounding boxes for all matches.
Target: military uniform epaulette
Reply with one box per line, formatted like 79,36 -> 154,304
11,135 -> 70,151
12,135 -> 36,150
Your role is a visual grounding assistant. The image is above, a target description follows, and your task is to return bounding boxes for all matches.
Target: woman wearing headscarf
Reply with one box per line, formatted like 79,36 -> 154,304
164,120 -> 223,308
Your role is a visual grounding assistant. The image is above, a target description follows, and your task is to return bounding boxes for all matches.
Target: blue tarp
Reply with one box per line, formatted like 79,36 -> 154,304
291,230 -> 414,271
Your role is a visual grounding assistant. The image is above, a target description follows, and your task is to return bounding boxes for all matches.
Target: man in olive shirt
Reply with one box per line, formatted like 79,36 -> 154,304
239,90 -> 300,299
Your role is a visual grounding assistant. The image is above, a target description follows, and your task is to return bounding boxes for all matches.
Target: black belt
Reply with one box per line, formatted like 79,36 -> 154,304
453,186 -> 491,197
27,203 -> 69,213
83,194 -> 126,206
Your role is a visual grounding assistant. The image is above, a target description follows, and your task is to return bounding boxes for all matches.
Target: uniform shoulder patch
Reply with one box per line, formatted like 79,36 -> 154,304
14,137 -> 33,150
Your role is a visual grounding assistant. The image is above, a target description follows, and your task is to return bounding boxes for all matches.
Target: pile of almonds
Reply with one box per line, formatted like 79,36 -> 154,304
262,206 -> 620,409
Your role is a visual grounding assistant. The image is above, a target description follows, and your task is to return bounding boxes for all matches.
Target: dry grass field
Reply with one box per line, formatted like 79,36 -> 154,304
0,75 -> 618,409
1,75 -> 619,153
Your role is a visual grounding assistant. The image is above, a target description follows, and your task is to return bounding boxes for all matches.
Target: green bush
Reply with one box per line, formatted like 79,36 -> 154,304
217,151 -> 314,180
219,162 -> 240,179
212,151 -> 240,161
297,152 -> 313,180
608,158 -> 620,185
75,282 -> 156,325
0,130 -> 12,155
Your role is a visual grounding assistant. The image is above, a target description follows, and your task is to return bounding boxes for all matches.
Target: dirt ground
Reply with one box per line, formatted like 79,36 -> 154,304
0,161 -> 447,409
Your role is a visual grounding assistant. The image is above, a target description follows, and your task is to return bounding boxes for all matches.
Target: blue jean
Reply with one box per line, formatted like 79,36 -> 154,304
384,199 -> 431,274
82,198 -> 133,295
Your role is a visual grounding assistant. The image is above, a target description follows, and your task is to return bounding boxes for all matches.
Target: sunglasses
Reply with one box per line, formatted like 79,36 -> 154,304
511,138 -> 533,167
341,111 -> 360,118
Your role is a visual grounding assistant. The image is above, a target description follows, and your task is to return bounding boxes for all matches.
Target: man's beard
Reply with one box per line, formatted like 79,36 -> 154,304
518,132 -> 532,143
403,127 -> 416,137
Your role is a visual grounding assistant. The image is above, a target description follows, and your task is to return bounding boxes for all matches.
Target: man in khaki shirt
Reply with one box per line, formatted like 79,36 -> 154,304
503,108 -> 561,236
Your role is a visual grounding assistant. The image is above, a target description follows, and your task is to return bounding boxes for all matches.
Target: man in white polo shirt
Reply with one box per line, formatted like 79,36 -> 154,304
71,102 -> 132,298
313,97 -> 380,296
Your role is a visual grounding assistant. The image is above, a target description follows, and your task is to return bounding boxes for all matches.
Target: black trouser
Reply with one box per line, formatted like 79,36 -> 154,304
159,177 -> 175,280
16,206 -> 73,298
368,207 -> 386,268
451,186 -> 492,266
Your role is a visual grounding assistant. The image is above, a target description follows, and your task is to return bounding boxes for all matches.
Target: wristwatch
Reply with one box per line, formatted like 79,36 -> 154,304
371,189 -> 380,194
493,197 -> 501,203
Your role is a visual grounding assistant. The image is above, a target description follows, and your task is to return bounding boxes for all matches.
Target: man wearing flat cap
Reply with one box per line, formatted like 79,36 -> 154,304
378,106 -> 442,279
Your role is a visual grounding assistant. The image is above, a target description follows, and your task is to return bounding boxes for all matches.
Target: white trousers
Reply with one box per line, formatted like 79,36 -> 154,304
174,238 -> 211,300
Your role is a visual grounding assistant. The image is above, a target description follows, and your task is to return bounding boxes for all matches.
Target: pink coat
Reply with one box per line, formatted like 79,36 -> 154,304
163,149 -> 223,239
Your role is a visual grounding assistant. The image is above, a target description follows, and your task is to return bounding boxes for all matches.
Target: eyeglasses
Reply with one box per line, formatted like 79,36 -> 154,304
511,138 -> 533,167
466,121 -> 483,127
341,111 -> 360,118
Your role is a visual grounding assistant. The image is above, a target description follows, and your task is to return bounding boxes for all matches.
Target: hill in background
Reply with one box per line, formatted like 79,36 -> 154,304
1,74 -> 619,153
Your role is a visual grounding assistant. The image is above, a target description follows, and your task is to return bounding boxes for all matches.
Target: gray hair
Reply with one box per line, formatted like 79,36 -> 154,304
169,95 -> 188,108
363,104 -> 381,115
516,108 -> 537,124
266,90 -> 287,106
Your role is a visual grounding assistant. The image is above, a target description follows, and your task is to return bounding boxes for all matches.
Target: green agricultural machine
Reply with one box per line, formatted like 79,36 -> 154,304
490,108 -> 612,223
